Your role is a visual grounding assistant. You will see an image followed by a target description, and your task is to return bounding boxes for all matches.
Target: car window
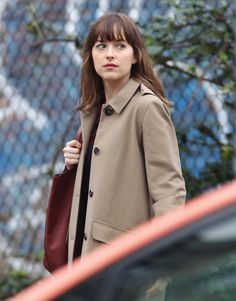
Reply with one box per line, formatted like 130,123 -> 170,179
112,216 -> 236,301
113,243 -> 236,301
57,208 -> 236,301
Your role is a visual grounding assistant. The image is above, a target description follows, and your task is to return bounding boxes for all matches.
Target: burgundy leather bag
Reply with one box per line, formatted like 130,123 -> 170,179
43,129 -> 82,273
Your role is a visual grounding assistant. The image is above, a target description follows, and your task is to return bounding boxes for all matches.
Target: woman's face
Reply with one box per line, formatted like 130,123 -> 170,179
92,31 -> 136,86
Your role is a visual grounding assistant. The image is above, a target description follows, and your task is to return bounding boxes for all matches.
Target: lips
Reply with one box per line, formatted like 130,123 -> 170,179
103,63 -> 118,67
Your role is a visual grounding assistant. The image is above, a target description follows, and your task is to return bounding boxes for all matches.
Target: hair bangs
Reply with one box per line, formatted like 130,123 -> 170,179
94,16 -> 128,42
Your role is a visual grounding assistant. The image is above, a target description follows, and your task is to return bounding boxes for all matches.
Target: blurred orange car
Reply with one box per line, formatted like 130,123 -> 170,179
9,180 -> 236,301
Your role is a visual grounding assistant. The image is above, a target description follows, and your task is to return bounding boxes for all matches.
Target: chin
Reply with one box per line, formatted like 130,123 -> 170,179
102,76 -> 120,82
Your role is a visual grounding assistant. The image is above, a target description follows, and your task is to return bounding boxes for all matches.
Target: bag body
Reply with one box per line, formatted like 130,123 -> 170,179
43,129 -> 82,273
43,167 -> 77,272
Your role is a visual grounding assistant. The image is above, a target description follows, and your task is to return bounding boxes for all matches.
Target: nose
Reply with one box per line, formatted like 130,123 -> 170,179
106,45 -> 115,59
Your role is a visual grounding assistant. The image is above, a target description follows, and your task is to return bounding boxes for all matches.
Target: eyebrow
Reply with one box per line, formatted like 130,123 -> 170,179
95,38 -> 126,42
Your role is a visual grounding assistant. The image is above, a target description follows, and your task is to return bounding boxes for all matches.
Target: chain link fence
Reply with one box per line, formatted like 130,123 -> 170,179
0,0 -> 235,293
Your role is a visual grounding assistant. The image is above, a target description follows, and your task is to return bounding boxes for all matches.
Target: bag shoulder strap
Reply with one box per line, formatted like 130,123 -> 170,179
76,127 -> 82,143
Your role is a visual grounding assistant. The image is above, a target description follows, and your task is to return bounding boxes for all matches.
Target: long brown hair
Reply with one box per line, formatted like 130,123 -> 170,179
78,12 -> 168,112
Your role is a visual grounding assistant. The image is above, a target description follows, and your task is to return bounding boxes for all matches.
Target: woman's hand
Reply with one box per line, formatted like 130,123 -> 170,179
63,140 -> 82,170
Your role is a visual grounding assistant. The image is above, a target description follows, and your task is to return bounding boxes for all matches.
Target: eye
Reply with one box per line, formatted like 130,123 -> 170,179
116,42 -> 126,49
95,42 -> 106,49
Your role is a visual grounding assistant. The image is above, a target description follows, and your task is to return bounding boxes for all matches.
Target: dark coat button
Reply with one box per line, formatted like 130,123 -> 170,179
104,106 -> 114,116
84,233 -> 87,241
89,190 -> 93,197
94,147 -> 100,155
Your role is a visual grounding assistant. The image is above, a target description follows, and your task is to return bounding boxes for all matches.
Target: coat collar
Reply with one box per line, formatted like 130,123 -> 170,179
106,78 -> 140,114
140,83 -> 155,96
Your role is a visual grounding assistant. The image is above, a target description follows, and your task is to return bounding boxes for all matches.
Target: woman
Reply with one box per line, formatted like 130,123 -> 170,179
63,12 -> 186,263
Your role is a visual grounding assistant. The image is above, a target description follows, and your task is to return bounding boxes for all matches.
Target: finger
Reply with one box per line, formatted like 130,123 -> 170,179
66,140 -> 82,149
65,158 -> 79,166
64,153 -> 80,160
63,146 -> 81,154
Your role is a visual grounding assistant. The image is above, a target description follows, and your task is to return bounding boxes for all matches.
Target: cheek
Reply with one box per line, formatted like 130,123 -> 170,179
124,54 -> 135,68
125,49 -> 136,66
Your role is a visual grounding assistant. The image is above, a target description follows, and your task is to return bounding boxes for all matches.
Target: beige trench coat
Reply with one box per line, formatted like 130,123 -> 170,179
68,78 -> 186,263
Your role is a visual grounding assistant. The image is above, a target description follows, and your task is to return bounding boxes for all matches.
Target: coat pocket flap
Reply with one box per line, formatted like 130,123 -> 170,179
92,221 -> 127,244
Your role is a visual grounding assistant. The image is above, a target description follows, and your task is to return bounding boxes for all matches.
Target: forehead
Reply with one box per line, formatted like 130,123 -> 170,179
95,23 -> 127,42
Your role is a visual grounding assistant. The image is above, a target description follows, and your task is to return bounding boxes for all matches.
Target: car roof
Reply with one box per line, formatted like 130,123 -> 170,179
9,180 -> 236,301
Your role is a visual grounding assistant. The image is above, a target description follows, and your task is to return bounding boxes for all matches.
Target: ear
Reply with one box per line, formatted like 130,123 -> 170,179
132,56 -> 137,64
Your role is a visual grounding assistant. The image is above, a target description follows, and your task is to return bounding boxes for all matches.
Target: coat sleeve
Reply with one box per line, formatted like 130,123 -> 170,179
142,98 -> 186,217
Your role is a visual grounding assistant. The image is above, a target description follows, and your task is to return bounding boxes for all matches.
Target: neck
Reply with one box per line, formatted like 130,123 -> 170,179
103,77 -> 130,103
